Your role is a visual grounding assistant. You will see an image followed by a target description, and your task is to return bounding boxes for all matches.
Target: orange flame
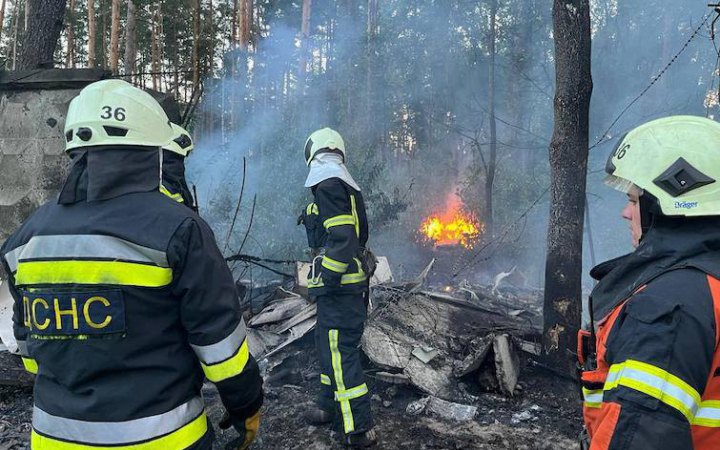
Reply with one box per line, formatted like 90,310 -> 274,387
419,195 -> 483,248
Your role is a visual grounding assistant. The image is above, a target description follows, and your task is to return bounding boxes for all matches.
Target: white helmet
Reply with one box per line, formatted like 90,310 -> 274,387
163,123 -> 194,157
64,79 -> 175,151
304,128 -> 346,165
605,115 -> 720,216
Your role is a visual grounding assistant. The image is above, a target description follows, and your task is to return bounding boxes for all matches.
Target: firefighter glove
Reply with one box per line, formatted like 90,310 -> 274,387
220,410 -> 261,450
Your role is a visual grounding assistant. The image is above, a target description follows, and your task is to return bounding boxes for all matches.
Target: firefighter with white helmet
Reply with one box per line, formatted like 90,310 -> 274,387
161,123 -> 197,209
579,116 -> 720,449
1,79 -> 263,450
299,127 -> 377,448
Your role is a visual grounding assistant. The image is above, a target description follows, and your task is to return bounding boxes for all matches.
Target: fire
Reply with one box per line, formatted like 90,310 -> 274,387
419,197 -> 483,248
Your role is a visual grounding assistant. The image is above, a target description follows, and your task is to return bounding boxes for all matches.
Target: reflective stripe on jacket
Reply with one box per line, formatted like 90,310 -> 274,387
579,269 -> 720,450
0,146 -> 262,450
307,177 -> 369,296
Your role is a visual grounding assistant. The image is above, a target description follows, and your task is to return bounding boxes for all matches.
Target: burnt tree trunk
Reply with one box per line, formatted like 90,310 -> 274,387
16,0 -> 67,69
87,0 -> 96,67
485,0 -> 497,238
124,0 -> 137,79
542,0 -> 593,376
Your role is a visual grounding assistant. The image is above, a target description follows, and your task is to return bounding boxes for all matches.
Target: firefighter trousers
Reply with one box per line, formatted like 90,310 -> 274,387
315,290 -> 373,436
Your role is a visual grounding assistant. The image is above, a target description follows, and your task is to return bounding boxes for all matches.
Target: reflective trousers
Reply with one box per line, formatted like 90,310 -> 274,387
315,291 -> 373,436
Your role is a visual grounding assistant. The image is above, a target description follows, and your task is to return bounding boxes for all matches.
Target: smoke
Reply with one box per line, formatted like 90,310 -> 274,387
186,1 -> 720,286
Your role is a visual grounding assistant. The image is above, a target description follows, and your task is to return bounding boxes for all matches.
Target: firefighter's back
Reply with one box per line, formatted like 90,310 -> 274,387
3,191 -> 213,449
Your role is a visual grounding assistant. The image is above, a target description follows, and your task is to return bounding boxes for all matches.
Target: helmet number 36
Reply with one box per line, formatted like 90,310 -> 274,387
100,106 -> 126,122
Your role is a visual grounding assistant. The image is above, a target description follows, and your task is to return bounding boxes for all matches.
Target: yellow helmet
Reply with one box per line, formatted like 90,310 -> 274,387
605,115 -> 720,216
64,79 -> 175,151
163,123 -> 194,157
304,127 -> 346,165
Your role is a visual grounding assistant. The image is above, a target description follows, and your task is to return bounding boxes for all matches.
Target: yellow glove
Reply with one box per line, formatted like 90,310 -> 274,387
238,411 -> 260,450
220,410 -> 261,450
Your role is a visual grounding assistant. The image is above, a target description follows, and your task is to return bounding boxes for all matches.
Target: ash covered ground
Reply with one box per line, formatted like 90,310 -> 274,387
0,341 -> 581,450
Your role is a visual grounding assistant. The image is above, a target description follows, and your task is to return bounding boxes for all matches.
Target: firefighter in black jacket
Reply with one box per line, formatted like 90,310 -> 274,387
161,123 -> 197,210
0,80 -> 263,450
299,128 -> 377,448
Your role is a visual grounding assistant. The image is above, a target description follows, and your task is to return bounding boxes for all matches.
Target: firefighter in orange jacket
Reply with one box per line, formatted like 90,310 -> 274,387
578,116 -> 720,449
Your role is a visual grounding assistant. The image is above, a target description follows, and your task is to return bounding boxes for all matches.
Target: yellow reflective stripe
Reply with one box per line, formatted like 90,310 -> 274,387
201,339 -> 250,383
30,411 -> 208,450
582,387 -> 602,408
15,261 -> 172,288
322,256 -> 349,273
335,383 -> 368,401
321,374 -> 332,386
330,329 -> 355,433
350,195 -> 360,238
22,357 -> 38,374
306,203 -> 319,215
308,260 -> 367,288
323,215 -> 355,230
605,359 -> 700,422
692,400 -> 720,427
160,185 -> 184,203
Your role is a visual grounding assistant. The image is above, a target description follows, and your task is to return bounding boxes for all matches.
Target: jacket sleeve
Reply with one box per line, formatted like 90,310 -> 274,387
1,243 -> 37,375
169,217 -> 263,420
314,178 -> 358,275
593,269 -> 716,450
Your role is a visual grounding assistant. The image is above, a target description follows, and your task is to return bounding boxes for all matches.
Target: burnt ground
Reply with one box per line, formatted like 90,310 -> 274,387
0,339 -> 582,450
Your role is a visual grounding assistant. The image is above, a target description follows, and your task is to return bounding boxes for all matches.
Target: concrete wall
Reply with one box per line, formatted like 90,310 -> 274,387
0,88 -> 76,245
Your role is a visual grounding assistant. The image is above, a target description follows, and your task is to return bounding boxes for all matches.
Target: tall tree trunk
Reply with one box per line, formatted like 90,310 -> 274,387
485,0 -> 497,238
238,0 -> 251,51
109,0 -> 120,74
192,0 -> 200,85
87,0 -> 96,67
16,0 -> 67,69
123,0 -> 137,79
151,2 -> 159,90
542,0 -> 593,376
10,0 -> 19,69
23,0 -> 28,31
65,0 -> 76,68
101,0 -> 108,69
231,0 -> 237,44
299,0 -> 312,76
0,0 -> 7,43
208,0 -> 214,75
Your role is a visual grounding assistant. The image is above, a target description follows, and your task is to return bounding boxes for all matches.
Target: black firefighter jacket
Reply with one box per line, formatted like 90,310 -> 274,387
0,146 -> 263,450
305,177 -> 369,297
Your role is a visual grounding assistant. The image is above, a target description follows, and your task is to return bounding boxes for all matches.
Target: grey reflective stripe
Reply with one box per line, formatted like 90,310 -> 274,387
3,250 -> 19,273
5,235 -> 168,272
191,319 -> 247,365
16,340 -> 28,357
583,390 -> 603,404
33,397 -> 203,445
695,406 -> 720,421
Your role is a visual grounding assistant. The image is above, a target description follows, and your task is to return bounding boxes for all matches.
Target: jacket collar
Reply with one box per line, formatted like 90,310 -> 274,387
591,216 -> 720,320
58,146 -> 161,204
